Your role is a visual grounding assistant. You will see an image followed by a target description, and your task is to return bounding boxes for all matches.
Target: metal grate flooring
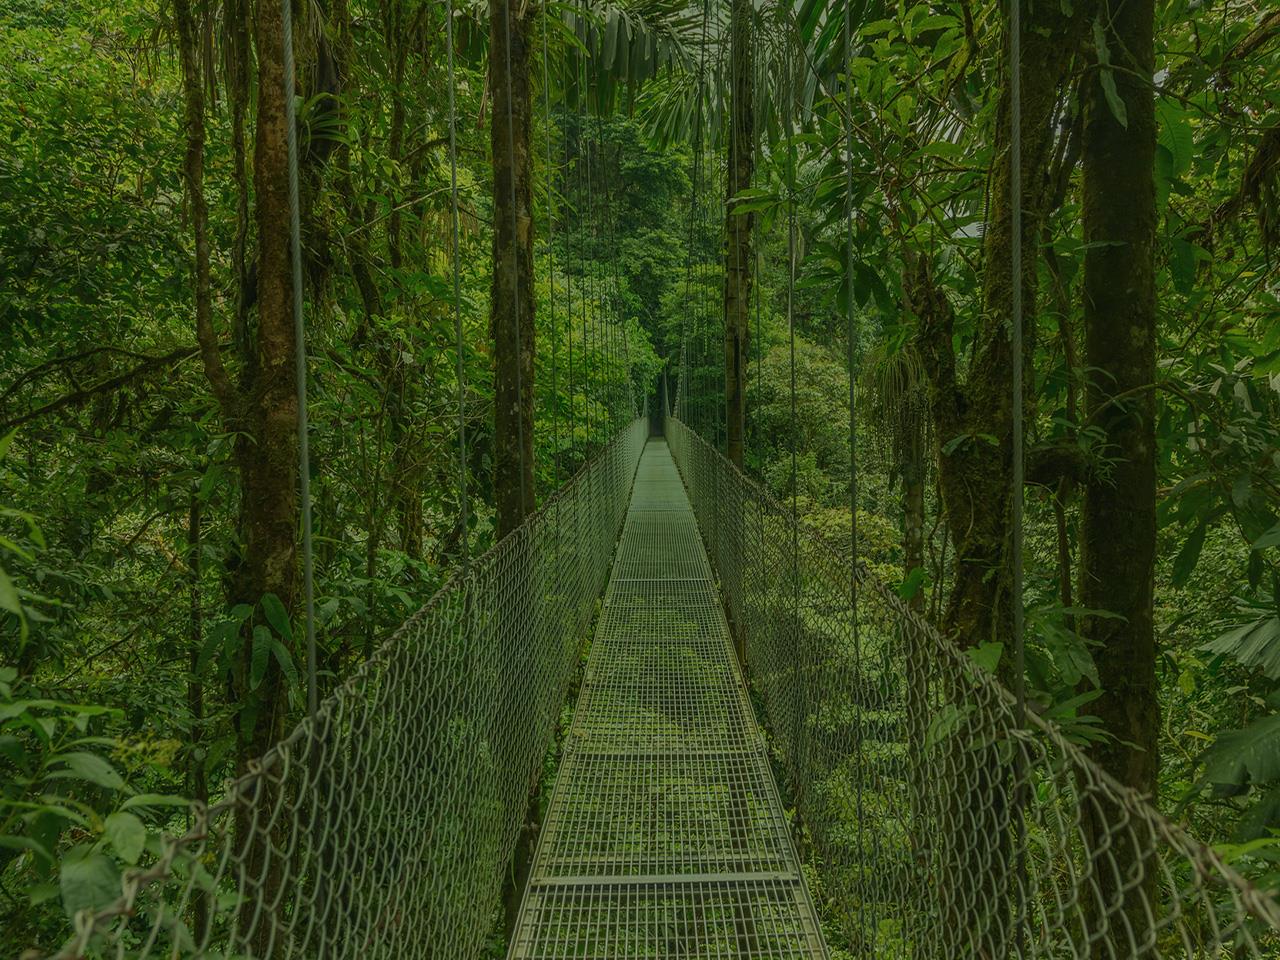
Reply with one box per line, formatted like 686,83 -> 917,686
508,440 -> 828,959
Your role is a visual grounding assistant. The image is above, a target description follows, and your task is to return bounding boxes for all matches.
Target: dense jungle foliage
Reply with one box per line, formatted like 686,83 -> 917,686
1,0 -> 1279,953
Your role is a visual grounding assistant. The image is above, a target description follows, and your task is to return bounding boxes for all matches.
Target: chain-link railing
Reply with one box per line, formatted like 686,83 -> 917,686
41,418 -> 648,960
666,413 -> 1280,959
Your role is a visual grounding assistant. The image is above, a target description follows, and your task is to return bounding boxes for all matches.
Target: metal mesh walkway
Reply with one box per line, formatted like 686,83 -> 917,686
508,439 -> 828,959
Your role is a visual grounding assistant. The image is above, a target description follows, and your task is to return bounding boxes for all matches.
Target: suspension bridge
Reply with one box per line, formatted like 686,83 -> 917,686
32,0 -> 1280,955
46,408 -> 1280,958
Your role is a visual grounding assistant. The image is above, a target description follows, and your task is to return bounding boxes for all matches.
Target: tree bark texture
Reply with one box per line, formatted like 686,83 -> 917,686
491,0 -> 537,539
236,0 -> 298,765
1080,0 -> 1160,945
491,0 -> 540,937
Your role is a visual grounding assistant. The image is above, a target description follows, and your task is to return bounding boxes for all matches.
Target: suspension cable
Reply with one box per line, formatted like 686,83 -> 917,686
1010,0 -> 1026,729
784,45 -> 798,531
841,0 -> 866,944
446,0 -> 469,566
682,0 -> 711,426
281,0 -> 317,716
783,12 -> 806,802
578,8 -> 594,457
499,0 -> 529,515
1011,0 -> 1029,940
608,142 -> 634,418
583,80 -> 595,455
564,33 -> 577,467
542,2 -> 559,487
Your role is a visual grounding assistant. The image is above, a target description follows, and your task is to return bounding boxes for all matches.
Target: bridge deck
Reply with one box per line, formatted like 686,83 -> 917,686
508,439 -> 828,958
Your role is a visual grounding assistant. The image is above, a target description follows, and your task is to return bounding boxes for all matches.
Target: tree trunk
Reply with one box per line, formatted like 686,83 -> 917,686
228,6 -> 300,950
917,1 -> 1090,653
911,3 -> 1096,952
177,0 -> 298,945
1080,0 -> 1159,946
491,0 -> 536,539
235,0 -> 298,761
492,0 -> 540,936
723,0 -> 753,469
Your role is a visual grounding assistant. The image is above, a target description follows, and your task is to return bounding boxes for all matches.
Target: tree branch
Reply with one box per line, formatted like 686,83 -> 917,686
0,347 -> 201,433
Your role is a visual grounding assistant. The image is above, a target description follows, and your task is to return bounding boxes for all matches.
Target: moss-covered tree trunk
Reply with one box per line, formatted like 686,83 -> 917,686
491,0 -> 536,540
917,3 -> 1090,654
723,0 -> 753,469
1080,0 -> 1159,945
236,0 -> 298,766
912,2 -> 1095,951
177,0 -> 299,947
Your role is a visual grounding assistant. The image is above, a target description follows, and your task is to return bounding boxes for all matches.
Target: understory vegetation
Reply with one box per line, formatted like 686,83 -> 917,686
2,0 -> 1279,954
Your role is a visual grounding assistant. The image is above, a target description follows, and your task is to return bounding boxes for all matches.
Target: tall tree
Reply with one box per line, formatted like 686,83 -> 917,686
723,0 -> 753,468
176,0 -> 293,758
912,3 -> 1096,951
1079,0 -> 1159,938
916,0 -> 1093,651
491,0 -> 539,932
176,0 -> 299,927
491,0 -> 537,538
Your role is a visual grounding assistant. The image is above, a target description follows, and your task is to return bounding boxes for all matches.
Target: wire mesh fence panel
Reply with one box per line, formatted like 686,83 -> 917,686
665,414 -> 1280,960
42,419 -> 648,960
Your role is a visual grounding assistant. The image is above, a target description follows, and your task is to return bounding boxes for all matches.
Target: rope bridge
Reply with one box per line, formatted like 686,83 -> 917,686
30,0 -> 1280,950
45,414 -> 1280,958
508,438 -> 825,957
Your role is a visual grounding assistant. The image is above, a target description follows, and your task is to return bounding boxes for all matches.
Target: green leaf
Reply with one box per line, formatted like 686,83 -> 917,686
0,566 -> 25,639
897,567 -> 927,600
272,639 -> 299,690
1203,615 -> 1280,680
1253,521 -> 1280,551
28,882 -> 60,906
1231,473 -> 1253,508
1237,783 -> 1280,841
196,621 -> 229,675
0,834 -> 53,864
260,592 -> 293,643
103,811 -> 145,865
1045,688 -> 1104,723
250,625 -> 272,691
1171,521 -> 1207,588
925,703 -> 972,748
1156,100 -> 1193,176
966,641 -> 1003,674
60,851 -> 120,921
121,793 -> 192,811
1202,714 -> 1280,788
53,752 -> 124,790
